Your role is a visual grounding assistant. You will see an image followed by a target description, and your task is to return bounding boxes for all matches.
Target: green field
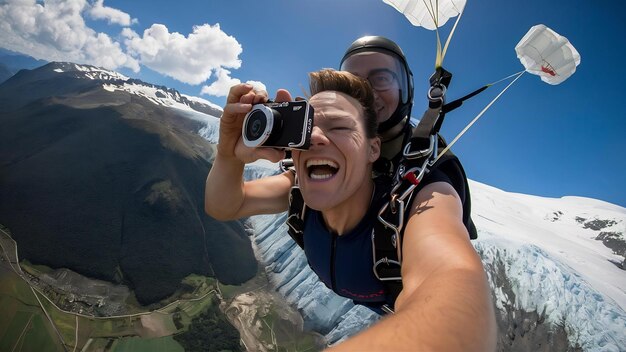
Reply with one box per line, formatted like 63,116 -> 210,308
257,304 -> 320,352
0,266 -> 66,351
0,261 -> 225,351
112,335 -> 185,352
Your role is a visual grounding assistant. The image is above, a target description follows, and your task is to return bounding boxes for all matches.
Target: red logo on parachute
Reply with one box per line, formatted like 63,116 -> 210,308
541,65 -> 556,76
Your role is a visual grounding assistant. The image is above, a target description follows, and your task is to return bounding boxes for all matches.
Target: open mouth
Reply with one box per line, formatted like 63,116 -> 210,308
306,159 -> 339,180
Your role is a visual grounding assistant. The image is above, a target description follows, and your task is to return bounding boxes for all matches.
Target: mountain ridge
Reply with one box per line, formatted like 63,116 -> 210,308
0,61 -> 223,117
0,60 -> 255,305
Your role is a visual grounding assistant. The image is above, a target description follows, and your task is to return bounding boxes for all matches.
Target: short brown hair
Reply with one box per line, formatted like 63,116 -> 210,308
309,69 -> 378,138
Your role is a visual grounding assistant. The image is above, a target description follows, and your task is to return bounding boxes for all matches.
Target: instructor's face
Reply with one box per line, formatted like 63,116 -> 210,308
342,52 -> 400,124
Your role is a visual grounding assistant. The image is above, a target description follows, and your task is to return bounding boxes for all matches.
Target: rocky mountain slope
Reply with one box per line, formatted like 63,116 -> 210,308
0,62 -> 256,305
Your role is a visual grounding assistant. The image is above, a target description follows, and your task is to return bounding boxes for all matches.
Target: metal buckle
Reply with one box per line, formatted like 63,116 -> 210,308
285,214 -> 303,235
428,84 -> 446,102
374,207 -> 404,265
403,134 -> 437,160
377,200 -> 403,240
279,158 -> 294,172
372,257 -> 402,281
389,194 -> 399,214
381,304 -> 395,314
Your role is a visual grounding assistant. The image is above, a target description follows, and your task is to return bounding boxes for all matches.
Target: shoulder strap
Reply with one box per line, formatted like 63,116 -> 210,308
280,158 -> 307,249
286,185 -> 306,249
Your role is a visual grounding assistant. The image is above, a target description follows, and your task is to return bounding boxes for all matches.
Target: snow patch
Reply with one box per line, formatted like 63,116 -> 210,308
181,93 -> 223,112
72,63 -> 129,81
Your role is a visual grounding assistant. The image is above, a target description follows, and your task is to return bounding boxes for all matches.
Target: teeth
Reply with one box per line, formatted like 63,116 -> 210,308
306,159 -> 338,180
310,172 -> 334,180
306,159 -> 338,168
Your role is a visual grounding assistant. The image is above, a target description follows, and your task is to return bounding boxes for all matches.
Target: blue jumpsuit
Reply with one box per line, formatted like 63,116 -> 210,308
302,170 -> 455,311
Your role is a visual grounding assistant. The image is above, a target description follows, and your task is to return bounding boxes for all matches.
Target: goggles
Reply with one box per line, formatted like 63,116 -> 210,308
367,68 -> 399,92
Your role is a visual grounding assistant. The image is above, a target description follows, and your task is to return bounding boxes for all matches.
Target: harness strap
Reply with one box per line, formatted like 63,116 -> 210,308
408,67 -> 452,153
442,85 -> 489,114
286,186 -> 306,249
372,67 -> 455,313
373,187 -> 413,312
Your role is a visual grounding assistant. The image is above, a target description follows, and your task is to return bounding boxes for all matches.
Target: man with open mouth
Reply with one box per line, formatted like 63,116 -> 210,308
205,69 -> 495,351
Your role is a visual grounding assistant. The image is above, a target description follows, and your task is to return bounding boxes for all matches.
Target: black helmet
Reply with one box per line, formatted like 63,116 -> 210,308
340,36 -> 414,133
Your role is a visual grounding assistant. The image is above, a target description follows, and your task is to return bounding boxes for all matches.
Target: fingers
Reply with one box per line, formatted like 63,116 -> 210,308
228,84 -> 293,107
223,101 -> 252,116
252,88 -> 269,104
222,84 -> 268,123
226,83 -> 254,104
274,89 -> 293,103
226,83 -> 267,106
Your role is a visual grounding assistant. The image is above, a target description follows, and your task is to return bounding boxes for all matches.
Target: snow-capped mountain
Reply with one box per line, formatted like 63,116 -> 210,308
0,61 -> 223,120
52,62 -> 224,116
237,156 -> 626,351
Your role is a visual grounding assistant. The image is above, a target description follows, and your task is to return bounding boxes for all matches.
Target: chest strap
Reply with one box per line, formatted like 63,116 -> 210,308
286,185 -> 306,249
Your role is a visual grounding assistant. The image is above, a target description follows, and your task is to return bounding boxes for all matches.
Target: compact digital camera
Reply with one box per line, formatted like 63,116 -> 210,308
242,101 -> 314,150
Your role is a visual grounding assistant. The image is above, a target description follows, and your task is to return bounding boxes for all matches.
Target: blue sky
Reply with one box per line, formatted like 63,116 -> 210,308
1,0 -> 624,207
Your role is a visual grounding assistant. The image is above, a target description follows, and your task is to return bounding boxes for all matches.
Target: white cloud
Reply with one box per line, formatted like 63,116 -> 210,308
200,68 -> 266,98
0,0 -> 138,72
247,80 -> 267,93
200,68 -> 240,97
88,0 -> 136,26
124,23 -> 242,85
85,32 -> 140,71
0,0 -> 251,96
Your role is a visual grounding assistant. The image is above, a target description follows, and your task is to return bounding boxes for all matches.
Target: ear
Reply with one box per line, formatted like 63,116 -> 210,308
368,137 -> 381,163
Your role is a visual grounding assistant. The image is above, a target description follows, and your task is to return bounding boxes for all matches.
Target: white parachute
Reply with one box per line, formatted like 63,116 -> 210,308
515,24 -> 581,85
382,0 -> 466,30
382,0 -> 467,67
437,24 -> 581,160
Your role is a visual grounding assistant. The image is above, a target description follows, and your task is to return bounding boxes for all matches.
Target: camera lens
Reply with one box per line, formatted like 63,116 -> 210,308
245,110 -> 267,140
242,104 -> 282,148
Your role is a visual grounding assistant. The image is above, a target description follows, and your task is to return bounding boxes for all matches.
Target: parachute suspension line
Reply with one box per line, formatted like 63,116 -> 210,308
434,70 -> 525,163
487,69 -> 527,87
423,0 -> 444,67
442,69 -> 526,113
439,6 -> 464,66
435,29 -> 443,68
422,0 -> 439,26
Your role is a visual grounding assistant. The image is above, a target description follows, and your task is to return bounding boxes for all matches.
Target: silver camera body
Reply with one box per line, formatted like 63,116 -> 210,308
242,101 -> 313,150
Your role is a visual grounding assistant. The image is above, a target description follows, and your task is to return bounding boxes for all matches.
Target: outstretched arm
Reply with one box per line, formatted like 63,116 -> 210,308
205,84 -> 294,221
328,181 -> 496,351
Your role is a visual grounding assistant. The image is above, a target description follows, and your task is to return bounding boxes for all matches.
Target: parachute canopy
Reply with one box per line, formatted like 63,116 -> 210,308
515,24 -> 581,85
382,0 -> 466,30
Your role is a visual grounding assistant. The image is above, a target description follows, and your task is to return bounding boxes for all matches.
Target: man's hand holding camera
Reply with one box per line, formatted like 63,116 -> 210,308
219,84 -> 293,164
